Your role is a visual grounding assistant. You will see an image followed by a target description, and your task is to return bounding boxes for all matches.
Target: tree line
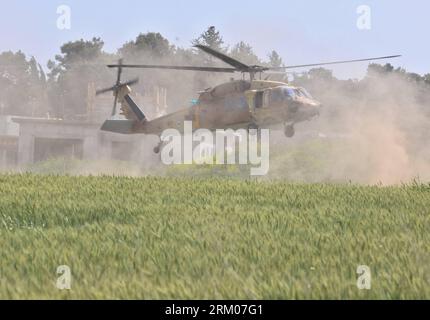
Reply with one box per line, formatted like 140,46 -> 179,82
0,26 -> 429,119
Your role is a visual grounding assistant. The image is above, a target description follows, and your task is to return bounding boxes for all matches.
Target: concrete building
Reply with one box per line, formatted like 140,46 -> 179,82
4,84 -> 168,167
0,116 -> 19,168
12,118 -> 147,165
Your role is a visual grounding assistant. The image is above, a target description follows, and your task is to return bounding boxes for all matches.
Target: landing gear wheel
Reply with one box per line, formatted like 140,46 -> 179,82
284,124 -> 295,138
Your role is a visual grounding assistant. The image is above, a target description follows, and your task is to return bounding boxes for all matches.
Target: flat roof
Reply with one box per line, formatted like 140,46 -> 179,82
12,117 -> 101,127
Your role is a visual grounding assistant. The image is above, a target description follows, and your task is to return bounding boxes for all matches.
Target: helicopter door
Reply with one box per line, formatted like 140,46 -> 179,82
255,92 -> 264,109
251,90 -> 272,125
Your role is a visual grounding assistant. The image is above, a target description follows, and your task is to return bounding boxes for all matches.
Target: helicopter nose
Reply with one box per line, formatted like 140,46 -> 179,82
305,102 -> 321,118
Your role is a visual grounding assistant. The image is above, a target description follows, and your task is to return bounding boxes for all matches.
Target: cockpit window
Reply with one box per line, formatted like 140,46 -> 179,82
294,89 -> 303,97
285,88 -> 296,98
271,86 -> 296,103
296,88 -> 313,99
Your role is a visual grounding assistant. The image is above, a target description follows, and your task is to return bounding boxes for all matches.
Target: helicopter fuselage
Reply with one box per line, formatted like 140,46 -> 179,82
99,44 -> 399,142
107,79 -> 321,137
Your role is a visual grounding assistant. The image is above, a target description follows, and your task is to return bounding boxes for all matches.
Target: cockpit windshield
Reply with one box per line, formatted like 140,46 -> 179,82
295,88 -> 313,99
270,86 -> 313,103
270,86 -> 296,103
285,88 -> 296,98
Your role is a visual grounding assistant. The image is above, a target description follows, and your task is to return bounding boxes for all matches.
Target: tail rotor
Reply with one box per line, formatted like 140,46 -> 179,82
96,59 -> 138,116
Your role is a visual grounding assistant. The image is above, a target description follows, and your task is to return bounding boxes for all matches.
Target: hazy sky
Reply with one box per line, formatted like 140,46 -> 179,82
0,0 -> 428,79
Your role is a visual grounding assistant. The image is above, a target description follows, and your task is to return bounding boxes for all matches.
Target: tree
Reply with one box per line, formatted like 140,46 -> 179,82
192,26 -> 225,52
406,72 -> 423,83
47,37 -> 114,118
268,50 -> 284,68
0,51 -> 47,116
190,27 -> 229,96
308,67 -> 334,80
119,32 -> 173,61
367,63 -> 394,76
230,42 -> 260,65
48,37 -> 106,78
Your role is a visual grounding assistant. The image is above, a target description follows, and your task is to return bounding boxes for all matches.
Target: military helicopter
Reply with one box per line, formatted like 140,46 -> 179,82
97,45 -> 400,153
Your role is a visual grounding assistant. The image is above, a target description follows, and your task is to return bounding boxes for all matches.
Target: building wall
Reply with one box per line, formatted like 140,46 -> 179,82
13,119 -> 147,166
0,137 -> 18,168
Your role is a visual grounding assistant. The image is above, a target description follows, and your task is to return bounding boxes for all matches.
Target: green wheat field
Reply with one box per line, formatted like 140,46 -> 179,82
0,173 -> 429,299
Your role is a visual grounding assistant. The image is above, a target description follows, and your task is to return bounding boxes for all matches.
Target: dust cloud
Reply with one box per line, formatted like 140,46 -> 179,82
1,51 -> 429,185
272,70 -> 430,184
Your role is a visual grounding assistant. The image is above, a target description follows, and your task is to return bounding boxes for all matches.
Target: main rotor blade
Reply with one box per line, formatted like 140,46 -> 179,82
272,55 -> 402,70
96,86 -> 115,95
194,45 -> 250,71
107,64 -> 236,73
96,78 -> 139,95
122,78 -> 139,87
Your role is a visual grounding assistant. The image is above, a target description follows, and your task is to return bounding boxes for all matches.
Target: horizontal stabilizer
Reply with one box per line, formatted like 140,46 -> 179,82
101,119 -> 136,134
